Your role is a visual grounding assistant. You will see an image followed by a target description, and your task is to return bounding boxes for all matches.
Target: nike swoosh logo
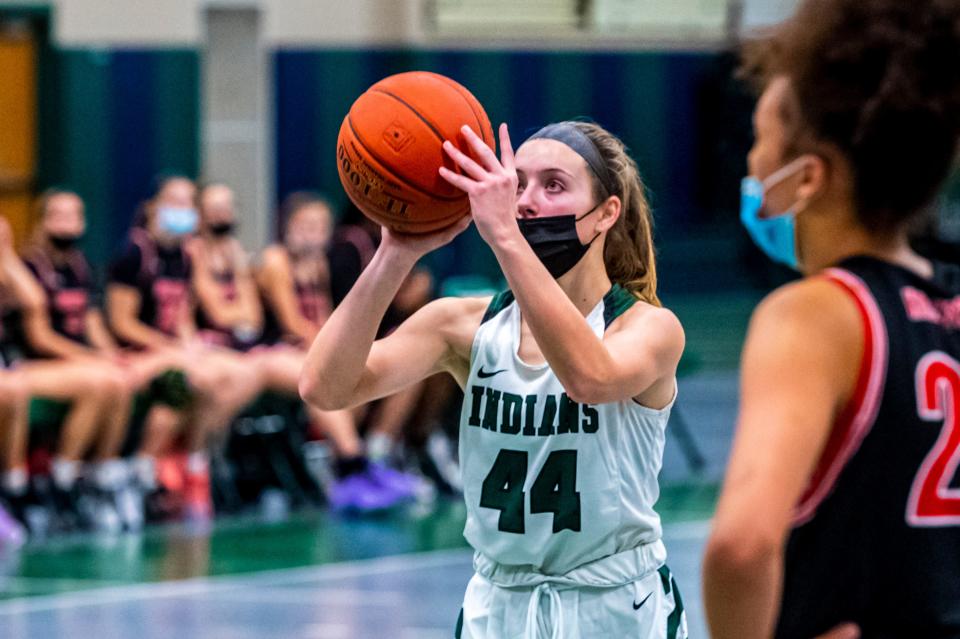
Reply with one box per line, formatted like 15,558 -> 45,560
477,367 -> 507,379
632,593 -> 652,610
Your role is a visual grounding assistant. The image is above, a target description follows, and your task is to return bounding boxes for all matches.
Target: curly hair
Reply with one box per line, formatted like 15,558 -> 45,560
742,0 -> 960,233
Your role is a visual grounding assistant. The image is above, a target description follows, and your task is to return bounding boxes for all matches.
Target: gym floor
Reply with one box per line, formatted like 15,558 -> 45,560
0,290 -> 755,638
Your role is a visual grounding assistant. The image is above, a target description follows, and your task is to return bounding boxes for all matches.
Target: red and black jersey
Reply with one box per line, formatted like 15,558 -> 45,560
294,277 -> 331,326
23,247 -> 94,346
194,264 -> 239,348
777,255 -> 960,639
260,247 -> 332,346
109,229 -> 191,339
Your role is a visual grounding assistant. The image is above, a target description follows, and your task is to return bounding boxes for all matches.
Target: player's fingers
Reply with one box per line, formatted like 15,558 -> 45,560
460,125 -> 502,172
438,165 -> 475,193
442,140 -> 487,181
498,123 -> 516,171
813,623 -> 860,639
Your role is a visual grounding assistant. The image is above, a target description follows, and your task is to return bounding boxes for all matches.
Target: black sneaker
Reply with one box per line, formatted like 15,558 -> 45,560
49,483 -> 88,533
0,490 -> 31,540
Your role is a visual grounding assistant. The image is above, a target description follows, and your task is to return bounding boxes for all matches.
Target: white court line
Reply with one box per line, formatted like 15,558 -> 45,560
206,587 -> 406,606
0,520 -> 712,617
0,548 -> 474,616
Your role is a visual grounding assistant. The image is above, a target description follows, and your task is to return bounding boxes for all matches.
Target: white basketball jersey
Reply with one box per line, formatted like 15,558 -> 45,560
459,286 -> 675,575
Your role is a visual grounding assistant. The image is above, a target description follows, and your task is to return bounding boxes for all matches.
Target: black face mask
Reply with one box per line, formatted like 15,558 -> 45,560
287,242 -> 326,259
517,206 -> 601,279
49,234 -> 82,251
209,222 -> 235,237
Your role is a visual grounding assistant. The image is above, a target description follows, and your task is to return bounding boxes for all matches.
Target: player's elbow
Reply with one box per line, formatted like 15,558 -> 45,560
564,383 -> 601,405
562,371 -> 616,405
298,371 -> 346,411
703,523 -> 781,583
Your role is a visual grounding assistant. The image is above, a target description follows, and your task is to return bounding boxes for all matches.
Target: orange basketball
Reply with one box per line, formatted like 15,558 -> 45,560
336,71 -> 495,234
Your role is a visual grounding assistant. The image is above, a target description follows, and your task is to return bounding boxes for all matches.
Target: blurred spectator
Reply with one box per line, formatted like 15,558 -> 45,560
17,189 -> 202,531
328,204 -> 455,479
0,321 -> 29,546
0,215 -> 132,534
106,175 -> 264,521
257,192 -> 418,511
189,183 -> 263,349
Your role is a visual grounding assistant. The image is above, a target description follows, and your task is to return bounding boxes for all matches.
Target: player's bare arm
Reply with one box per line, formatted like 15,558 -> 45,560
106,284 -> 178,349
703,277 -> 863,639
299,216 -> 472,411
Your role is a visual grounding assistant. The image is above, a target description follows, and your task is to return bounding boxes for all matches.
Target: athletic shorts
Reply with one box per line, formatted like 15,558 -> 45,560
456,564 -> 687,639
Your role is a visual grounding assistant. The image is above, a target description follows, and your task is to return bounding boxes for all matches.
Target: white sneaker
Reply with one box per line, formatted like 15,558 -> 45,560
115,483 -> 145,533
426,431 -> 463,493
80,491 -> 123,534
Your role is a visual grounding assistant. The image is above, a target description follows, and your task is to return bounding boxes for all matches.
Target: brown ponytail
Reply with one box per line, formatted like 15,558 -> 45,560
568,121 -> 660,306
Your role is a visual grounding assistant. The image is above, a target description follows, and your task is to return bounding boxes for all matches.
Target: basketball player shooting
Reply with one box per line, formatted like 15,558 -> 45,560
300,114 -> 689,638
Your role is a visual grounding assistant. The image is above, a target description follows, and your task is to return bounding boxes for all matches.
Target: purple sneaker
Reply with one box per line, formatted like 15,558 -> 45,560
328,471 -> 406,513
365,462 -> 420,501
0,504 -> 26,550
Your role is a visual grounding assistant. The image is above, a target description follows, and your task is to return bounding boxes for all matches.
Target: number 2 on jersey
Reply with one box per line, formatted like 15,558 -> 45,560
908,352 -> 960,526
480,449 -> 581,534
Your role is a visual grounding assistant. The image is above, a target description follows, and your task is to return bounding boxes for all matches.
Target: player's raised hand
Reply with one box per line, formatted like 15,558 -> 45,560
439,123 -> 519,247
379,213 -> 473,262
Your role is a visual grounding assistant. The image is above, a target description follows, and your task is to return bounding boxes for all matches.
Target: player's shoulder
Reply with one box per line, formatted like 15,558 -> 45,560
747,276 -> 865,366
419,295 -> 489,327
611,298 -> 684,346
259,244 -> 290,270
182,236 -> 202,258
409,296 -> 489,359
753,276 -> 862,334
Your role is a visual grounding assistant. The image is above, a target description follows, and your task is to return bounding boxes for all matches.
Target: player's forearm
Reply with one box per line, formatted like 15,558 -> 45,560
25,321 -> 97,360
289,319 -> 319,346
0,255 -> 46,309
86,320 -> 119,353
300,245 -> 416,410
492,236 -> 615,399
113,317 -> 177,350
702,536 -> 783,639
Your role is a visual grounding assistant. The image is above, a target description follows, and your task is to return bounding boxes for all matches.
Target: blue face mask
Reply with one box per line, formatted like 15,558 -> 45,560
157,206 -> 198,237
739,158 -> 809,271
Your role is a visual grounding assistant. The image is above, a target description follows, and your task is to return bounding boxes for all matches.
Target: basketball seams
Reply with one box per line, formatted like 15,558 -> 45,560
372,75 -> 493,149
338,71 -> 491,233
429,73 -> 494,147
369,88 -> 448,145
345,114 -> 465,204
